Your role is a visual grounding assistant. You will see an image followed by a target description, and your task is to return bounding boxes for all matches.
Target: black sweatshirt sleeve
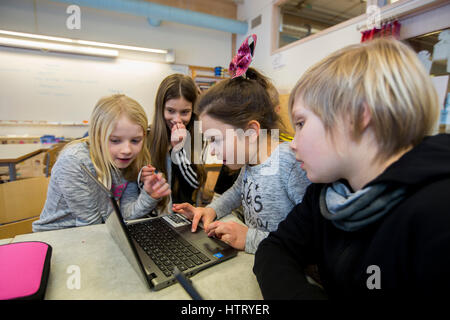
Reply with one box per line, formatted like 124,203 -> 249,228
410,180 -> 450,293
253,185 -> 328,299
173,147 -> 199,189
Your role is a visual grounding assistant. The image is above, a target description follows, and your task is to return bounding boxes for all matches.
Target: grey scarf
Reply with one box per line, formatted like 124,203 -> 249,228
319,182 -> 407,232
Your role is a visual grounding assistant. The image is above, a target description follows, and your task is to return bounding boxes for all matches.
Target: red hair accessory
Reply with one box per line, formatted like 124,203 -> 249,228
229,34 -> 257,79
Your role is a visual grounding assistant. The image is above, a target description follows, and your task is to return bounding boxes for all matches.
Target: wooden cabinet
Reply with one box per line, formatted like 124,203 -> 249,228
279,94 -> 295,137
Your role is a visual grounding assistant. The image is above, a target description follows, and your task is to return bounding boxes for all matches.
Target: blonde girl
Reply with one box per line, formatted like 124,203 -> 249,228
33,94 -> 170,232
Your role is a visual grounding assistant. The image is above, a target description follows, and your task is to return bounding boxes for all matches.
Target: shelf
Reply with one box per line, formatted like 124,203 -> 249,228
194,75 -> 229,80
189,65 -> 227,72
189,65 -> 229,92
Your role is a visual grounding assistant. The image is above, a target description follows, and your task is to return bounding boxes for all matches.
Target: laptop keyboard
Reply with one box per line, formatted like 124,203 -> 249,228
127,217 -> 211,277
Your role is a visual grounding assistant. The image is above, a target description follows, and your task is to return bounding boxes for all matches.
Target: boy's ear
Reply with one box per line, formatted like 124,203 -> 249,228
346,102 -> 372,139
246,120 -> 260,143
361,102 -> 372,130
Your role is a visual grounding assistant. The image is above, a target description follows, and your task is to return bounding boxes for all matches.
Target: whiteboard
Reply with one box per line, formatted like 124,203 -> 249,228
0,46 -> 188,123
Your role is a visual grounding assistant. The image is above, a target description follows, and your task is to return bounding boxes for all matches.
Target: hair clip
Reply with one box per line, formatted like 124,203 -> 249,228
229,34 -> 257,79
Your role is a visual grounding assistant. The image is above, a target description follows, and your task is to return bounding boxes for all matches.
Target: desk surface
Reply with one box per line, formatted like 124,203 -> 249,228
11,217 -> 263,300
0,238 -> 13,245
0,144 -> 50,163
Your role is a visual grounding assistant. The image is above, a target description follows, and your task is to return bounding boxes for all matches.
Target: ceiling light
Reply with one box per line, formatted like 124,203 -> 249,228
0,29 -> 169,58
0,37 -> 119,58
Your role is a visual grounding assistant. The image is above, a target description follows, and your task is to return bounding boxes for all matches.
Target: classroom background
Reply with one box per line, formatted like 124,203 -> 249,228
0,0 -> 449,247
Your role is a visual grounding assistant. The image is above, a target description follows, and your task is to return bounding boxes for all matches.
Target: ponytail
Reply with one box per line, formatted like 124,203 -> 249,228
196,68 -> 281,131
245,68 -> 269,90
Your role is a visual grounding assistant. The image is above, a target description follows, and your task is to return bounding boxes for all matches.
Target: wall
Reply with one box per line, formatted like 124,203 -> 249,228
0,0 -> 233,138
0,47 -> 186,138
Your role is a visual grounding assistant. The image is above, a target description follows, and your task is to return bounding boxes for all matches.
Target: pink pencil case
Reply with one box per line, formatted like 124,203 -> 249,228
0,241 -> 52,300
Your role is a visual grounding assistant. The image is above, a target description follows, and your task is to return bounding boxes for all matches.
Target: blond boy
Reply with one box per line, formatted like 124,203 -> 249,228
254,39 -> 450,299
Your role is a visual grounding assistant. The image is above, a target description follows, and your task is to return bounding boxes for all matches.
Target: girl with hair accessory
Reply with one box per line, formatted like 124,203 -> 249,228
173,35 -> 311,254
253,38 -> 450,299
212,68 -> 292,216
143,74 -> 205,213
33,94 -> 170,232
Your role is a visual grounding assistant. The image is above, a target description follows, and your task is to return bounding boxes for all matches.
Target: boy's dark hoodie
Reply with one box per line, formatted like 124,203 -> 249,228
254,134 -> 450,299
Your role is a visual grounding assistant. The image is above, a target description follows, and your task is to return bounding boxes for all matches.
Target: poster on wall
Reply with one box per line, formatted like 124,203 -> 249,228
272,53 -> 285,70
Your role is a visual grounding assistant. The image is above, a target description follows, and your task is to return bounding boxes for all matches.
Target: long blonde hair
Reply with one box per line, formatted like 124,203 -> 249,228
69,94 -> 150,188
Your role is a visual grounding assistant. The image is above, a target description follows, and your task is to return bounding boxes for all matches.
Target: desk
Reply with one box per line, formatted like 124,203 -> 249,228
11,217 -> 263,300
0,238 -> 13,245
0,144 -> 50,181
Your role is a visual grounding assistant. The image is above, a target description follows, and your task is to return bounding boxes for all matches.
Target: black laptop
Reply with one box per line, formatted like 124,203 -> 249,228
81,164 -> 237,291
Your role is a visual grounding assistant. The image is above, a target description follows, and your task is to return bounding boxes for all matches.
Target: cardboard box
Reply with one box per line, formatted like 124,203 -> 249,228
0,177 -> 49,224
0,216 -> 39,239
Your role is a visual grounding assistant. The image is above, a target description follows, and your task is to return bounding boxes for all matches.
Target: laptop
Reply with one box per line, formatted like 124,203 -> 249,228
81,164 -> 237,291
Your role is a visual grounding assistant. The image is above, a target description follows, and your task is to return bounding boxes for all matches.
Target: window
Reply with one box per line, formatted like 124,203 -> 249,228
405,28 -> 450,133
405,29 -> 449,77
276,0 -> 399,49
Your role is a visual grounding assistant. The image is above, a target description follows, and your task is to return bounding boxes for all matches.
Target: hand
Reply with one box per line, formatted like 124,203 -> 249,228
140,165 -> 157,182
142,169 -> 171,199
170,122 -> 187,150
172,203 -> 216,232
205,221 -> 248,251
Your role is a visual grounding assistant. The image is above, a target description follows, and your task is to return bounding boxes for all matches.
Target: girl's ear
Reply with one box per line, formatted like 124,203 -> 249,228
246,120 -> 260,143
274,104 -> 281,114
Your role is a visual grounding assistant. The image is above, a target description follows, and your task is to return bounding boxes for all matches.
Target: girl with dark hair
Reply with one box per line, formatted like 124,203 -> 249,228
173,35 -> 310,254
144,74 -> 205,212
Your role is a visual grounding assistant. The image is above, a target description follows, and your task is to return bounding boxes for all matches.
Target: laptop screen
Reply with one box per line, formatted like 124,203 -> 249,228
80,164 -> 151,288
